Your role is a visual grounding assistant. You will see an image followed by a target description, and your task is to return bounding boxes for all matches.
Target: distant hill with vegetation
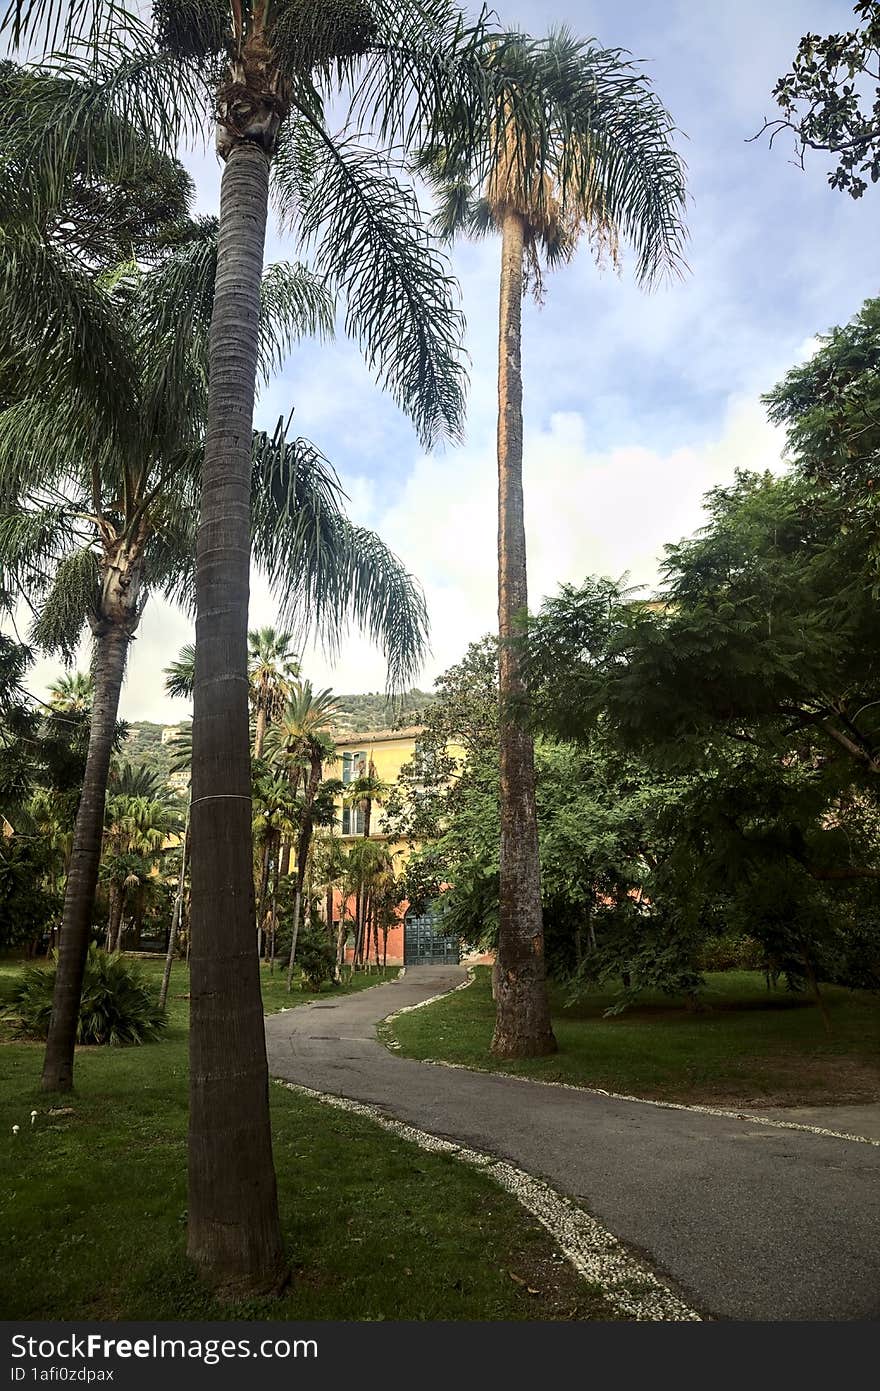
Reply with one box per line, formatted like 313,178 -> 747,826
119,689 -> 438,786
332,688 -> 437,733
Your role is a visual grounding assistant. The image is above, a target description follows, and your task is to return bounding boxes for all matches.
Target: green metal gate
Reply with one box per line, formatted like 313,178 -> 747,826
403,909 -> 460,966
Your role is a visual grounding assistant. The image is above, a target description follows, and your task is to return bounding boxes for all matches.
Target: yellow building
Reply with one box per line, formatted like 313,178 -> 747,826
327,726 -> 462,965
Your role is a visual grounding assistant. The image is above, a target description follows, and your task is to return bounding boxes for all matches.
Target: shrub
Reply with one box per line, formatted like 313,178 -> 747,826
8,946 -> 166,1046
296,926 -> 336,992
699,934 -> 766,972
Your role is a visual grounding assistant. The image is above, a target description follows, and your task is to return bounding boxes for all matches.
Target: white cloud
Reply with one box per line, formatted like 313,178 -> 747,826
12,388 -> 784,720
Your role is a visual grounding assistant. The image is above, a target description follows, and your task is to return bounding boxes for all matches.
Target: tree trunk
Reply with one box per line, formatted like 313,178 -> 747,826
253,704 -> 267,760
335,910 -> 347,979
106,882 -> 123,954
114,894 -> 128,953
41,625 -> 131,1091
159,811 -> 189,1012
256,836 -> 272,960
187,137 -> 285,1295
268,847 -> 280,974
491,209 -> 556,1060
285,752 -> 321,990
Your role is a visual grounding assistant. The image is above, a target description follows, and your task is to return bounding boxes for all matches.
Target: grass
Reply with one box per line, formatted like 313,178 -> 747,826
383,968 -> 880,1108
0,955 -> 398,1037
0,955 -> 613,1321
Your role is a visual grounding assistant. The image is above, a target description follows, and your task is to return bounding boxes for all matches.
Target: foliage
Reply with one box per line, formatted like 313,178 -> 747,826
294,922 -> 336,991
8,947 -> 166,1045
759,2 -> 880,197
0,836 -> 59,951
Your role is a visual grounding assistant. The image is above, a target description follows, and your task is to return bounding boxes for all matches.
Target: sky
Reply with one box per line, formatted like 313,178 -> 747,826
14,0 -> 880,722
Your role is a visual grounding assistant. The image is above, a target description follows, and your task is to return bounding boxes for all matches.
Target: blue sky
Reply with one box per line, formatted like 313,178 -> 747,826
19,0 -> 880,719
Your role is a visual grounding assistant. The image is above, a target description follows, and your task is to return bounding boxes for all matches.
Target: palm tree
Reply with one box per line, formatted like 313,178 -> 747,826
342,758 -> 391,958
47,672 -> 93,714
423,31 -> 687,1057
268,682 -> 341,989
101,791 -> 177,950
0,178 -> 332,1095
248,627 -> 300,758
164,628 -> 299,757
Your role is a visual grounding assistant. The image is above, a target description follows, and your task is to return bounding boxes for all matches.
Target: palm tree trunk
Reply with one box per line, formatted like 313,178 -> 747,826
113,893 -> 127,952
40,625 -> 130,1091
253,704 -> 267,760
268,847 -> 280,974
106,882 -> 122,953
491,209 -> 556,1060
188,138 -> 284,1294
256,836 -> 271,958
159,810 -> 189,1012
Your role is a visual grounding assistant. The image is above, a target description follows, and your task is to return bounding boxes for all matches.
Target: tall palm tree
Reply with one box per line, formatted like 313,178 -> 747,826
164,627 -> 300,757
423,31 -> 687,1056
268,681 -> 341,989
342,757 -> 390,957
248,627 -> 300,758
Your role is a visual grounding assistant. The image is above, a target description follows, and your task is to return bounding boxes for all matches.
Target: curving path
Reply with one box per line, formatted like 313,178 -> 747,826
265,967 -> 880,1321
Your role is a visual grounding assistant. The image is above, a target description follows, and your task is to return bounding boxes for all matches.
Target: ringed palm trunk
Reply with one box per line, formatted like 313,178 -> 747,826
490,208 -> 557,1060
40,625 -> 131,1091
188,133 -> 284,1293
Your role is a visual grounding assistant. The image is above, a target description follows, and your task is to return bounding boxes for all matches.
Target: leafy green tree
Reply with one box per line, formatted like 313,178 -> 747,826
758,1 -> 880,197
525,471 -> 880,1006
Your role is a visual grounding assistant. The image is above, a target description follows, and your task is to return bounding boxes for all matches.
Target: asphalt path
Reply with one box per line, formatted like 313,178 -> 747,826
264,966 -> 880,1321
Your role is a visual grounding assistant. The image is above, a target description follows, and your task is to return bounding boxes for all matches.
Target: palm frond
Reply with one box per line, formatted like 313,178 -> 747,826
252,424 -> 429,692
1,0 -> 119,50
0,396 -> 121,500
164,643 -> 195,700
0,61 -> 193,268
0,231 -> 140,435
532,30 -> 688,287
10,12 -> 209,170
258,260 -> 336,379
274,122 -> 467,448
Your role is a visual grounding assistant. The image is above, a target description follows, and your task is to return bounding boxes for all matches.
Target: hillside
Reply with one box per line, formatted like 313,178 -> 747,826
120,689 -> 438,787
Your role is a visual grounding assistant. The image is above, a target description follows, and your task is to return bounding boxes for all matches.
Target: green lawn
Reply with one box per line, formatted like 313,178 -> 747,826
0,956 -> 613,1321
384,968 -> 880,1107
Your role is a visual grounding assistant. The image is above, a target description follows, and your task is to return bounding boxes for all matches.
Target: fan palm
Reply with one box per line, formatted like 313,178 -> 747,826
47,671 -> 94,713
248,627 -> 300,757
422,30 -> 687,1058
101,791 -> 178,950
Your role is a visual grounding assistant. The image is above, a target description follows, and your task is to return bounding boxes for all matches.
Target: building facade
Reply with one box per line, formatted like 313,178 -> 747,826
327,727 -> 461,967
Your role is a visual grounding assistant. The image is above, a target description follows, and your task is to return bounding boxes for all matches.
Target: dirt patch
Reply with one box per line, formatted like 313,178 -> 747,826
645,1054 -> 880,1108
